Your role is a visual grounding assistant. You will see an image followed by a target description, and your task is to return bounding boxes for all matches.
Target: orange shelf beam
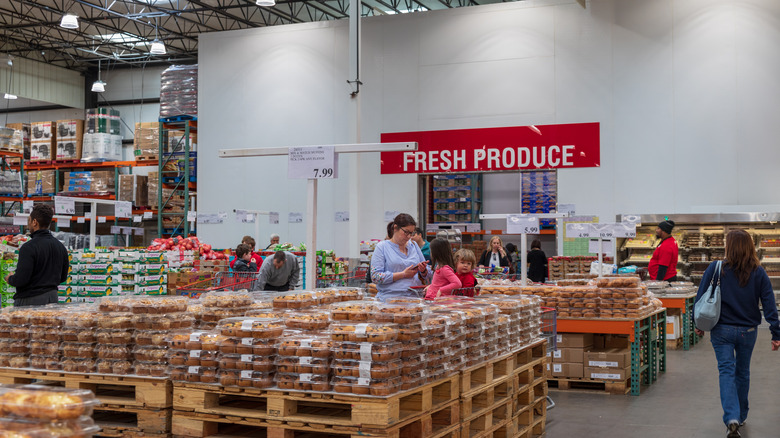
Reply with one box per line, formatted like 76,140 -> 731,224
557,318 -> 638,342
658,297 -> 689,313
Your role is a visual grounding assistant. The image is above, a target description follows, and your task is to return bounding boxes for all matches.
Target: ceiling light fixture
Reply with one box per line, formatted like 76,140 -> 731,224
91,59 -> 106,93
149,18 -> 166,55
60,14 -> 79,29
256,0 -> 276,7
3,94 -> 17,100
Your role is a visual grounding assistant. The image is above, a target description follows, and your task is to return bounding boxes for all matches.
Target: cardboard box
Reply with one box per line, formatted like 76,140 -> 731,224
56,140 -> 83,161
56,119 -> 84,140
31,121 -> 56,141
584,348 -> 630,369
666,315 -> 680,340
63,170 -> 115,193
550,362 -> 584,378
134,122 -> 160,158
30,139 -> 53,162
5,123 -> 30,159
194,260 -> 228,272
550,347 -> 584,364
556,333 -> 594,349
118,175 -> 148,205
584,366 -> 631,381
593,334 -> 631,350
86,108 -> 121,135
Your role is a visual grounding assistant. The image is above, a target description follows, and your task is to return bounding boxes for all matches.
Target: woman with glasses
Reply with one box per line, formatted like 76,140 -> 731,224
371,213 -> 431,301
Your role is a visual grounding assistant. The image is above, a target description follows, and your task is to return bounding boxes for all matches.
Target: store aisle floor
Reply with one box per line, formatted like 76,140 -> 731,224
545,327 -> 780,438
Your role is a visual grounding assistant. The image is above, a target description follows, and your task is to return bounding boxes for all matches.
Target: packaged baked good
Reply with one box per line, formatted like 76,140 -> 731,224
97,313 -> 133,330
0,385 -> 99,420
399,339 -> 425,358
218,318 -> 285,339
375,303 -> 425,324
220,354 -> 276,373
8,355 -> 29,368
62,310 -> 99,329
218,337 -> 275,355
331,341 -> 401,362
276,335 -> 331,357
135,330 -> 167,347
132,347 -> 167,362
96,345 -> 132,361
183,350 -> 219,367
275,373 -> 330,391
331,376 -> 401,396
62,343 -> 95,359
219,370 -> 275,388
133,314 -> 194,331
170,365 -> 218,384
283,309 -> 331,331
30,326 -> 61,342
29,341 -> 60,356
244,309 -> 287,319
130,296 -> 189,314
7,309 -> 31,325
329,322 -> 398,343
0,415 -> 101,437
329,301 -> 377,322
62,358 -> 96,373
272,292 -> 315,310
134,362 -> 168,377
95,329 -> 133,345
311,289 -> 341,306
331,359 -> 402,379
28,308 -> 66,327
9,326 -> 29,340
202,291 -> 254,308
275,356 -> 330,374
592,276 -> 641,288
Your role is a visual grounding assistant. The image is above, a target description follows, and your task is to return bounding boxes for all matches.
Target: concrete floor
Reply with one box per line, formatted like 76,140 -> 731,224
546,326 -> 780,438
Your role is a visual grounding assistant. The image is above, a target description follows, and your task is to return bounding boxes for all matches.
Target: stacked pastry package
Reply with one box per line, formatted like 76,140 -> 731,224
588,277 -> 660,319
0,310 -> 34,369
0,385 -> 100,437
197,291 -> 255,330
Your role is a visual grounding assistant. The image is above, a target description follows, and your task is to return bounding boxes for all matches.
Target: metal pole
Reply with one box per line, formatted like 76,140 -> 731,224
598,238 -> 603,278
306,178 -> 318,290
520,233 -> 528,286
89,201 -> 97,250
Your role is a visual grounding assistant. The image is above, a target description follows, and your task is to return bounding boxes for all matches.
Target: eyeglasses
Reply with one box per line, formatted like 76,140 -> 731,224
399,228 -> 415,237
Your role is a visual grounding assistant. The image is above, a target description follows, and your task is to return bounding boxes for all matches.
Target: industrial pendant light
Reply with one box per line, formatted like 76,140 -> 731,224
149,19 -> 166,55
60,14 -> 79,29
91,60 -> 106,93
3,94 -> 17,100
256,0 -> 276,7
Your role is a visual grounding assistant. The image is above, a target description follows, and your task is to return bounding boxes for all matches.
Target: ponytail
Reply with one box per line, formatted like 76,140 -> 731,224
386,222 -> 395,239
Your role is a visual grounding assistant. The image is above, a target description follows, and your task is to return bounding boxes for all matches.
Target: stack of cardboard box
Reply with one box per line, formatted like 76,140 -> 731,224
547,333 -> 631,382
4,123 -> 30,159
62,170 -> 115,194
26,170 -> 57,196
55,119 -> 84,161
83,108 -> 122,162
118,175 -> 148,206
30,121 -> 56,162
134,122 -> 159,160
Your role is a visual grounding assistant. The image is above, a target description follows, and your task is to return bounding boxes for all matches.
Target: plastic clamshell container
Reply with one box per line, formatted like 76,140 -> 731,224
0,415 -> 101,437
329,322 -> 398,343
218,337 -> 277,356
201,291 -> 254,309
331,359 -> 402,379
29,341 -> 60,356
331,341 -> 401,362
275,356 -> 330,374
374,303 -> 426,324
30,355 -> 61,371
218,317 -> 285,339
134,330 -> 167,347
61,343 -> 96,359
329,301 -> 377,322
272,292 -> 316,310
282,309 -> 331,331
593,276 -> 642,288
276,335 -> 331,357
331,376 -> 402,396
169,365 -> 219,384
218,370 -> 275,388
133,314 -> 194,331
97,313 -> 133,330
27,308 -> 67,326
96,329 -> 133,345
220,354 -> 276,373
95,345 -> 132,361
133,361 -> 168,377
61,358 -> 96,373
275,373 -> 330,391
30,326 -> 61,342
200,307 -> 248,323
132,347 -> 167,362
0,385 -> 99,420
61,310 -> 100,329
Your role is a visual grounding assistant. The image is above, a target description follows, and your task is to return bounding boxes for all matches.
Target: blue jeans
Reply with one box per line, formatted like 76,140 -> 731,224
710,324 -> 758,425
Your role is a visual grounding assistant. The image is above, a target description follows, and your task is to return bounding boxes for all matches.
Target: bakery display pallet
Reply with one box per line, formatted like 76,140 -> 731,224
173,374 -> 460,428
459,398 -> 512,438
460,339 -> 546,394
171,399 -> 460,438
460,375 -> 515,421
92,404 -> 172,437
547,376 -> 630,395
0,368 -> 173,409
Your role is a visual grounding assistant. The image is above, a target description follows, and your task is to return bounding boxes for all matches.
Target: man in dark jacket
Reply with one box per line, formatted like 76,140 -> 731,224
5,204 -> 69,307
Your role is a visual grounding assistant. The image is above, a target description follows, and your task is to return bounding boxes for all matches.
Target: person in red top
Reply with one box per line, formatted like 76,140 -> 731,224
454,248 -> 478,289
229,236 -> 262,271
649,220 -> 679,281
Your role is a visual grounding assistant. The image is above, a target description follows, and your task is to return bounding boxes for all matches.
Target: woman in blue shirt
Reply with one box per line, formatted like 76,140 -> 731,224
695,230 -> 780,438
371,213 -> 431,301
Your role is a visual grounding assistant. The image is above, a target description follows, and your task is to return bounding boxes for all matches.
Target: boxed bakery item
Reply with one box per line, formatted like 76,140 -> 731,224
556,333 -> 593,349
118,174 -> 148,205
550,362 -> 583,378
584,348 -> 630,368
550,347 -> 584,364
584,366 -> 631,381
30,139 -> 53,162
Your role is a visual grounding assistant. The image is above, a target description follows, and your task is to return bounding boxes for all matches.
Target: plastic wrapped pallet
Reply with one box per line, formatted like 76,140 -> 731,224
86,108 -> 120,135
0,170 -> 23,195
159,64 -> 198,118
27,170 -> 57,196
4,123 -> 30,158
81,133 -> 122,162
118,174 -> 148,205
60,170 -> 115,196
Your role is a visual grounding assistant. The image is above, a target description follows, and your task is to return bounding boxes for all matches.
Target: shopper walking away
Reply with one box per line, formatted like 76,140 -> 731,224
527,239 -> 548,283
6,204 -> 69,307
411,228 -> 431,262
478,236 -> 510,269
265,233 -> 280,250
505,243 -> 518,274
371,213 -> 431,301
230,236 -> 262,270
454,249 -> 478,289
424,238 -> 461,300
257,251 -> 300,291
233,244 -> 258,272
649,219 -> 679,281
694,230 -> 780,438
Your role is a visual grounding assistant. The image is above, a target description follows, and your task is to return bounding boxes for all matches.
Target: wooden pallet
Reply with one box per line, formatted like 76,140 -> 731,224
460,339 -> 546,395
459,398 -> 512,438
53,159 -> 81,165
173,374 -> 459,428
135,155 -> 159,162
460,375 -> 515,420
0,368 -> 172,409
172,399 -> 460,438
547,376 -> 630,395
92,404 -> 171,437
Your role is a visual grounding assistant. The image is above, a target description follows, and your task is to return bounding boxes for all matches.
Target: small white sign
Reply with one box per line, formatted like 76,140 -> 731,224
134,228 -> 144,236
269,212 -> 279,224
558,204 -> 576,216
22,200 -> 33,214
12,214 -> 27,226
133,215 -> 142,223
197,214 -> 223,224
507,214 -> 540,234
97,216 -> 106,223
384,211 -> 399,222
143,211 -> 153,219
54,197 -> 75,215
613,223 -> 637,238
335,211 -> 349,222
288,145 -> 337,179
122,227 -> 133,235
589,239 -> 615,256
289,212 -> 303,223
466,223 -> 482,232
187,211 -> 196,223
592,223 -> 614,239
218,211 -> 228,220
566,223 -> 592,238
77,217 -> 85,224
235,209 -> 254,223
110,226 -> 120,234
115,201 -> 132,219
54,216 -> 71,228
246,214 -> 254,222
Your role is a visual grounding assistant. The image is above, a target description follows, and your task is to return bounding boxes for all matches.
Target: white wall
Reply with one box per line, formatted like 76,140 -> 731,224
198,0 -> 780,251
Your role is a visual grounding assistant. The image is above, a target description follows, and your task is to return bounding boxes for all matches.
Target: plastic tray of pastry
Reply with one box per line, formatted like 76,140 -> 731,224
0,415 -> 101,437
275,356 -> 330,374
218,317 -> 285,339
27,308 -> 68,326
168,331 -> 226,351
0,385 -> 100,420
200,307 -> 249,323
132,347 -> 167,363
473,296 -> 525,315
276,335 -> 331,357
276,372 -> 331,391
272,292 -> 316,310
98,295 -> 188,314
374,302 -> 426,324
400,370 -> 427,390
96,329 -> 133,345
421,313 -> 458,335
282,309 -> 331,331
396,323 -> 424,342
30,355 -> 61,371
61,358 -> 96,373
167,350 -> 219,367
556,286 -> 599,299
330,341 -> 401,362
96,345 -> 133,361
61,343 -> 97,359
329,322 -> 398,343
219,370 -> 275,388
331,359 -> 402,379
60,327 -> 96,343
244,308 -> 288,319
399,339 -> 425,358
61,309 -> 100,329
329,300 -> 377,322
664,286 -> 697,295
133,313 -> 194,331
592,276 -> 641,288
134,330 -> 167,347
30,326 -> 62,342
169,365 -> 218,384
219,337 -> 276,356
134,361 -> 168,377
477,284 -> 521,295
400,355 -> 426,373
220,354 -> 276,372
2,355 -> 29,368
200,291 -> 254,309
9,325 -> 30,340
329,287 -> 363,302
331,375 -> 401,396
5,308 -> 33,325
311,289 -> 342,306
97,313 -> 134,330
29,341 -> 60,356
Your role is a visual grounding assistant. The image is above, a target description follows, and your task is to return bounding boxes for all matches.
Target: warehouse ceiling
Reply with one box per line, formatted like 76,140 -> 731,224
0,0 -> 516,71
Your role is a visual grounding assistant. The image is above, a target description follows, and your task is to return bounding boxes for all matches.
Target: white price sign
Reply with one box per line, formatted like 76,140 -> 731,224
589,239 -> 615,256
335,211 -> 349,222
77,217 -> 85,224
613,223 -> 637,238
235,210 -> 254,223
288,146 -> 338,179
566,223 -> 592,238
187,211 -> 197,223
592,223 -> 614,239
134,228 -> 145,236
133,215 -> 142,223
54,197 -> 75,215
12,214 -> 28,226
143,211 -> 153,219
197,214 -> 223,224
22,200 -> 33,214
506,215 -> 539,234
53,215 -> 71,228
115,201 -> 132,218
288,212 -> 303,223
110,226 -> 120,234
98,216 -> 107,223
621,214 -> 642,226
557,204 -> 576,216
269,212 -> 279,224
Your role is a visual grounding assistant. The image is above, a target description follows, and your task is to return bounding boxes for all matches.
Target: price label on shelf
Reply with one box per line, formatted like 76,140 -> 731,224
335,211 -> 349,222
54,197 -> 75,215
187,211 -> 197,223
110,226 -> 120,234
592,223 -> 614,239
133,216 -> 142,223
115,201 -> 132,219
77,217 -> 85,224
557,203 -> 576,216
566,223 -> 592,238
288,212 -> 303,223
613,223 -> 637,238
12,214 -> 27,226
288,146 -> 338,179
143,211 -> 153,219
269,212 -> 279,224
97,216 -> 107,223
54,216 -> 71,228
506,215 -> 539,234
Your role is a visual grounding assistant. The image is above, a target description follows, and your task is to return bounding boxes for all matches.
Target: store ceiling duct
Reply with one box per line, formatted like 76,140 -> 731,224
150,39 -> 166,55
256,0 -> 276,6
59,14 -> 79,30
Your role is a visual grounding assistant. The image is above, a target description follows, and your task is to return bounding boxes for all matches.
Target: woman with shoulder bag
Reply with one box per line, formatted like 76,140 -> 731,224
694,230 -> 780,438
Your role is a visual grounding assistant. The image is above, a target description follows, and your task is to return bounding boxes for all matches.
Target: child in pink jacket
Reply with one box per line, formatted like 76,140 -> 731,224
424,238 -> 462,300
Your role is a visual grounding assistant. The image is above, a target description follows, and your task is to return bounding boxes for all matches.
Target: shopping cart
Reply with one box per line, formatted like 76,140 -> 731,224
476,266 -> 510,281
177,271 -> 259,298
540,306 -> 557,410
451,286 -> 480,297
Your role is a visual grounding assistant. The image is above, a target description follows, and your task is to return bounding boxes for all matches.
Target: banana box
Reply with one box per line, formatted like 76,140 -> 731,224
136,285 -> 166,295
116,263 -> 138,274
137,264 -> 167,275
82,285 -> 116,297
118,274 -> 136,286
78,275 -> 117,286
83,263 -> 116,274
141,252 -> 165,263
136,274 -> 166,286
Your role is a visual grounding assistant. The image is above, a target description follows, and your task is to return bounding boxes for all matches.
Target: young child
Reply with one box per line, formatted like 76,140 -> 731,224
424,238 -> 462,300
454,248 -> 478,289
233,243 -> 258,272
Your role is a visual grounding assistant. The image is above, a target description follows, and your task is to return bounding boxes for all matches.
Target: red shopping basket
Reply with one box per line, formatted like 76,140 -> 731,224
178,271 -> 258,298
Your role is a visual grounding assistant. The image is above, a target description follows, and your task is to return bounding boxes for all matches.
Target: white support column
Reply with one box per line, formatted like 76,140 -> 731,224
520,233 -> 528,286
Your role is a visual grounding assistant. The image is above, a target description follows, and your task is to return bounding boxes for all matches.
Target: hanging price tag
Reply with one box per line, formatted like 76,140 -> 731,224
22,200 -> 33,214
187,211 -> 196,223
133,215 -> 142,223
589,239 -> 615,256
288,146 -> 337,179
592,223 -> 614,239
77,217 -> 85,224
54,216 -> 71,228
110,226 -> 120,234
335,211 -> 349,222
97,216 -> 107,223
566,223 -> 592,238
54,197 -> 75,215
269,212 -> 279,224
12,214 -> 28,226
288,213 -> 303,223
557,203 -> 576,216
613,223 -> 637,238
114,201 -> 132,218
143,211 -> 153,219
506,215 -> 540,234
